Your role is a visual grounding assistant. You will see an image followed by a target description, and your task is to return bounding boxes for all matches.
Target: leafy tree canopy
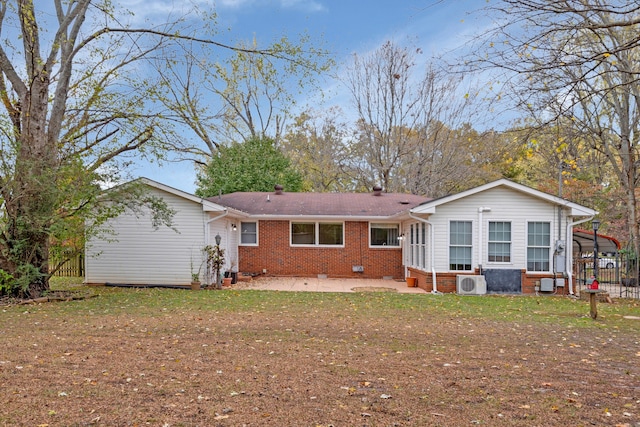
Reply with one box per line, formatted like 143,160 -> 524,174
195,137 -> 303,196
0,0 -> 327,298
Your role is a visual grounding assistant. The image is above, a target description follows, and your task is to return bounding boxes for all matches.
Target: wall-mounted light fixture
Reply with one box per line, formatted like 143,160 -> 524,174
231,223 -> 237,231
397,233 -> 405,241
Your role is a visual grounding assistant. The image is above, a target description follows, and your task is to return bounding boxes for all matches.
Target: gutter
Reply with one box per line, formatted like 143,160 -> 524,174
409,213 -> 440,294
566,215 -> 594,295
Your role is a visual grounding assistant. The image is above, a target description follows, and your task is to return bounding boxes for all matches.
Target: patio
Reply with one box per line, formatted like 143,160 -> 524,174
233,276 -> 427,293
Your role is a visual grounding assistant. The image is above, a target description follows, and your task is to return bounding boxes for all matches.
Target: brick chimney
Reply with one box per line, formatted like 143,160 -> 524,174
274,184 -> 284,195
373,185 -> 382,196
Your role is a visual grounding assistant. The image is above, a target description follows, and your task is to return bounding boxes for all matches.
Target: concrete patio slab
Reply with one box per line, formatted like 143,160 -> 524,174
233,277 -> 426,293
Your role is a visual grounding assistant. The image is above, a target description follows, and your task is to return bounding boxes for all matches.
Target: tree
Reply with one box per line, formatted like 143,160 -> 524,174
502,119 -> 627,241
344,41 -> 480,194
471,0 -> 640,253
156,36 -> 332,162
0,1 -> 320,297
282,107 -> 359,192
344,41 -> 420,192
400,123 -> 505,197
195,137 -> 303,196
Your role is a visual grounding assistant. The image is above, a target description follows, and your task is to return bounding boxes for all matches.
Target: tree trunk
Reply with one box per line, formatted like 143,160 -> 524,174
3,71 -> 56,296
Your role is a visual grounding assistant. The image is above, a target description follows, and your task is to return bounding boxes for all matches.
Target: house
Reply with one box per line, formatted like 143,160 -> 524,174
404,179 -> 596,295
85,179 -> 237,286
212,184 -> 429,280
85,178 -> 597,295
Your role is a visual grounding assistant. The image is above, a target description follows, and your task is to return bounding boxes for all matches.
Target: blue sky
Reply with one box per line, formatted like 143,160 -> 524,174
130,0 -> 491,193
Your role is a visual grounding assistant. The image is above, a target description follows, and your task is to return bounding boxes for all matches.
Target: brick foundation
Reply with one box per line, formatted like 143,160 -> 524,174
407,267 -> 571,295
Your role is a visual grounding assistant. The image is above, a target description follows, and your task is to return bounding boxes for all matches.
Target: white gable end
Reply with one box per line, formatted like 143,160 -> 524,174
428,186 -> 564,272
404,180 -> 596,287
85,186 -> 210,285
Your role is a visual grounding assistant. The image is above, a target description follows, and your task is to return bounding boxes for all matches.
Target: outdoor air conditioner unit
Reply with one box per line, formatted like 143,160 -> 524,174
456,275 -> 487,295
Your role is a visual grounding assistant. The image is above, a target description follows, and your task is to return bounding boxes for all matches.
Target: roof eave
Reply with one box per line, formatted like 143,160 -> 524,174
241,213 -> 411,221
410,179 -> 595,215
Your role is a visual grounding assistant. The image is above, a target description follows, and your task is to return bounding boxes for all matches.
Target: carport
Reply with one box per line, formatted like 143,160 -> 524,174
571,228 -> 639,298
572,228 -> 621,255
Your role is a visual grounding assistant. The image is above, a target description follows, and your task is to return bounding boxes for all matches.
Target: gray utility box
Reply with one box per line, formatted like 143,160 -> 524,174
540,278 -> 564,292
540,278 -> 555,292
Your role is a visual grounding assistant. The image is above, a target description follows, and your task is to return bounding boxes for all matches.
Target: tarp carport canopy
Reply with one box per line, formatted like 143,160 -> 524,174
573,228 -> 621,255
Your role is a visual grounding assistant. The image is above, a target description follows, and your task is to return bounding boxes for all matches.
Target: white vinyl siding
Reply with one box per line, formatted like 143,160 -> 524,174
409,187 -> 564,274
85,186 -> 226,285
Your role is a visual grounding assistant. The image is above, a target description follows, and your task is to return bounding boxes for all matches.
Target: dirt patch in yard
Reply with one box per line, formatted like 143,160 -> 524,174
0,288 -> 639,426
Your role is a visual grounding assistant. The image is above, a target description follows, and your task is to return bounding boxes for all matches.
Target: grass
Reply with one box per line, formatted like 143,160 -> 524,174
47,277 -> 640,329
0,278 -> 637,426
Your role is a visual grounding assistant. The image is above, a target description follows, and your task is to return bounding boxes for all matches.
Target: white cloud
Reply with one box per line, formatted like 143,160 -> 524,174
216,0 -> 325,12
280,0 -> 325,12
215,0 -> 252,8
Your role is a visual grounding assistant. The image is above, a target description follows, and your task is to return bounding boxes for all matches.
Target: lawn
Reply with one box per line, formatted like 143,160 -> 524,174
1,279 -> 639,426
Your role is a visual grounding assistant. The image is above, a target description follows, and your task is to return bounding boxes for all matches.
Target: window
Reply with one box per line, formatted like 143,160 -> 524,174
370,223 -> 400,247
450,221 -> 472,270
240,221 -> 257,245
488,221 -> 511,262
408,222 -> 427,269
291,222 -> 343,246
319,223 -> 343,245
527,222 -> 550,271
291,222 -> 316,245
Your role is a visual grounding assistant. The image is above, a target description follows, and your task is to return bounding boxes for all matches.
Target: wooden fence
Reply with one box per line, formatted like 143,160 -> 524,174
49,253 -> 84,277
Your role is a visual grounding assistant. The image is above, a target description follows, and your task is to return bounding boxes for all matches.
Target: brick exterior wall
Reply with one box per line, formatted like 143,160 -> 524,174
407,267 -> 570,295
239,220 -> 403,279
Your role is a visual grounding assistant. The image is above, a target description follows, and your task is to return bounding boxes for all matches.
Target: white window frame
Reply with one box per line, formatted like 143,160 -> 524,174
408,222 -> 427,269
369,222 -> 401,248
449,220 -> 473,271
290,221 -> 345,247
239,221 -> 258,246
488,221 -> 512,263
527,221 -> 551,272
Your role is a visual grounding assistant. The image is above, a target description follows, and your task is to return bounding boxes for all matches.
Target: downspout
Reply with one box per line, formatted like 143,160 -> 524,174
566,215 -> 594,296
477,207 -> 491,274
409,213 -> 439,294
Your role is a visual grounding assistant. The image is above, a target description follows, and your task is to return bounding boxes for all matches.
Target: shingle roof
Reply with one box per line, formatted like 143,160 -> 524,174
209,189 -> 430,217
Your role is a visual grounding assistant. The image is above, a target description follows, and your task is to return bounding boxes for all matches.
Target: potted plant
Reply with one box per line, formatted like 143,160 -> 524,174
190,273 -> 201,290
190,258 -> 202,290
